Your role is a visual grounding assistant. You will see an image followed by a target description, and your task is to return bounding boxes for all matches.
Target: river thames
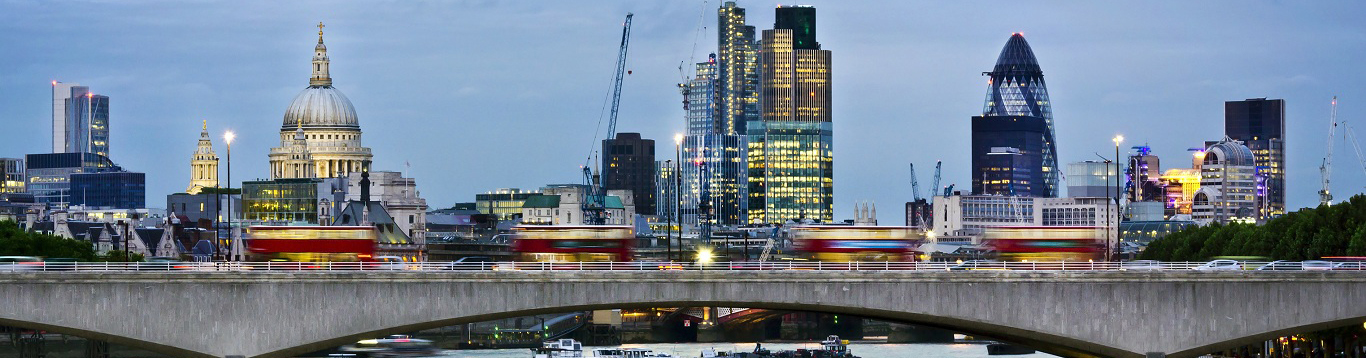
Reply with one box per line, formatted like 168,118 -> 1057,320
431,342 -> 1058,358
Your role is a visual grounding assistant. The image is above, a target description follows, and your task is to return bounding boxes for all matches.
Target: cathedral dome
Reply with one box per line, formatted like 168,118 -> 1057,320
282,86 -> 359,129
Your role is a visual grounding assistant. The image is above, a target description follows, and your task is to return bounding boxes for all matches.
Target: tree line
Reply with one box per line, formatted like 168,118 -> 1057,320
0,220 -> 142,261
1141,194 -> 1366,261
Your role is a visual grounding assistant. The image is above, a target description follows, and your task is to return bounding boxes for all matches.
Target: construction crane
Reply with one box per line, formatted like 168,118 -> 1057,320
909,163 -> 921,202
582,13 -> 634,225
1320,96 -> 1338,206
1343,120 -> 1366,186
930,161 -> 942,200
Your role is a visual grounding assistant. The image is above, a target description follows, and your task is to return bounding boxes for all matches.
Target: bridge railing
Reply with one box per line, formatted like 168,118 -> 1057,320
0,260 -> 1352,272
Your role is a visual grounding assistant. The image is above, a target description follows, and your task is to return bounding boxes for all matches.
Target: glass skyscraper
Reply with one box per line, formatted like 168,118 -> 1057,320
680,57 -> 748,227
62,86 -> 111,158
1224,98 -> 1285,218
748,5 -> 833,224
980,33 -> 1058,198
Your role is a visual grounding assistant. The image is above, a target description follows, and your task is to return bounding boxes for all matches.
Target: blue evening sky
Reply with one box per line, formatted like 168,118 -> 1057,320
1,0 -> 1363,217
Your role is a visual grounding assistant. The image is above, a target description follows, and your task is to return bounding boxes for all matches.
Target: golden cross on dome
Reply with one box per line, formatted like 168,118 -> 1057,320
318,22 -> 325,37
202,120 -> 207,131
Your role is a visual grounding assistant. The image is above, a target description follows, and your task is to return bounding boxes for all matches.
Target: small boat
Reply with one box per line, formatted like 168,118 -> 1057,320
534,339 -> 585,358
338,335 -> 440,357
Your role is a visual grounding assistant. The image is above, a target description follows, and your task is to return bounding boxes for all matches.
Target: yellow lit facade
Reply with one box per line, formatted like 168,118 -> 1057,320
749,26 -> 833,224
187,121 -> 219,195
1160,169 -> 1200,215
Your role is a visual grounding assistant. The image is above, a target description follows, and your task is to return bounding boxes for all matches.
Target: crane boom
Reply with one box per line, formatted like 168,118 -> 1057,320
909,163 -> 921,202
1343,121 -> 1366,184
583,13 -> 634,225
930,161 -> 942,200
1320,96 -> 1337,206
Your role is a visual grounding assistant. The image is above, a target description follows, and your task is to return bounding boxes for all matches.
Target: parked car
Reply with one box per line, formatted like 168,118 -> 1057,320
948,260 -> 1008,271
138,257 -> 194,271
1255,260 -> 1303,271
444,256 -> 495,271
0,256 -> 44,271
1193,259 -> 1243,271
1301,260 -> 1337,271
374,256 -> 411,270
1332,262 -> 1366,271
1120,260 -> 1164,271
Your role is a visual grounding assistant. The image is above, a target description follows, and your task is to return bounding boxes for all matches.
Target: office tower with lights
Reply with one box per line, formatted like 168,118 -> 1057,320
680,57 -> 748,227
979,33 -> 1058,197
1224,98 -> 1285,218
748,5 -> 833,224
601,132 -> 656,215
718,1 -> 759,136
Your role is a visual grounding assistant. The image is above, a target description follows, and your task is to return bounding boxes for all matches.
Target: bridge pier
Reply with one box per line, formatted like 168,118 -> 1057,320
1145,353 -> 1166,358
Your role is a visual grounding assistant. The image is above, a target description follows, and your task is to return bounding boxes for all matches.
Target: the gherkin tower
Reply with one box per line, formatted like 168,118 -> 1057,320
982,33 -> 1059,197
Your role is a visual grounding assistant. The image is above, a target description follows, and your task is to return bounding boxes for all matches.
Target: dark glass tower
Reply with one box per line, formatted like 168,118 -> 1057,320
1224,98 -> 1285,218
981,33 -> 1058,197
971,116 -> 1048,197
602,132 -> 657,215
774,6 -> 818,50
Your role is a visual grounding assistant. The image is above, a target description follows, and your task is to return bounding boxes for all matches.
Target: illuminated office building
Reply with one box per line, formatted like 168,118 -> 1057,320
24,153 -> 117,209
1224,98 -> 1285,218
980,33 -> 1059,197
748,5 -> 833,224
717,1 -> 759,135
0,158 -> 23,194
1192,138 -> 1257,224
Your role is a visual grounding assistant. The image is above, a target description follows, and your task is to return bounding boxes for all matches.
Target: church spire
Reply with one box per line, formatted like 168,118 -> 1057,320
187,120 -> 219,195
310,22 -> 332,87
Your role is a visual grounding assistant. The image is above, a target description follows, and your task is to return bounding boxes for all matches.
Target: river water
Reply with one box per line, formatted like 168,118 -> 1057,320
432,342 -> 1058,358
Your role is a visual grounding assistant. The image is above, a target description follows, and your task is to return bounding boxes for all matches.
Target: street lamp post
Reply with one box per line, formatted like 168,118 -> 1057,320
1112,134 -> 1124,261
224,130 -> 235,261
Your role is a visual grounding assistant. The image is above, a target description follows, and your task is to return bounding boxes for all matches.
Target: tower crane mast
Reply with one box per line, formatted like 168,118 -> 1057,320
1320,96 -> 1337,206
583,13 -> 634,225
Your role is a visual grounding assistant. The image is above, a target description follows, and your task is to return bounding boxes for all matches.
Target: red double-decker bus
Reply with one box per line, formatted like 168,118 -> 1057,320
791,225 -> 922,261
511,225 -> 633,262
247,226 -> 378,262
982,226 -> 1103,262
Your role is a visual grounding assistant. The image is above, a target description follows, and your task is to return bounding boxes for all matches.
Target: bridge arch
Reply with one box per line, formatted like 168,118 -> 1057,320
1167,316 -> 1366,357
5,271 -> 1366,358
0,317 -> 199,357
255,301 -> 1127,358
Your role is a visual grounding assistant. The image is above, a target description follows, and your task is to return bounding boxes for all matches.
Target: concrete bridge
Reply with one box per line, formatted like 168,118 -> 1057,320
2,271 -> 1365,358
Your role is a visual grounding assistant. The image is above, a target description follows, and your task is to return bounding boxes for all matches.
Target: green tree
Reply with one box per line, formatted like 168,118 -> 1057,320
100,250 -> 144,262
0,220 -> 96,260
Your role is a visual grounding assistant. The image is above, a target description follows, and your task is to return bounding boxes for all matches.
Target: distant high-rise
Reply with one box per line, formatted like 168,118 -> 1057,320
53,83 -> 111,158
1224,98 -> 1285,218
602,132 -> 657,215
980,33 -> 1058,197
681,57 -> 748,226
51,81 -> 78,153
748,5 -> 833,224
